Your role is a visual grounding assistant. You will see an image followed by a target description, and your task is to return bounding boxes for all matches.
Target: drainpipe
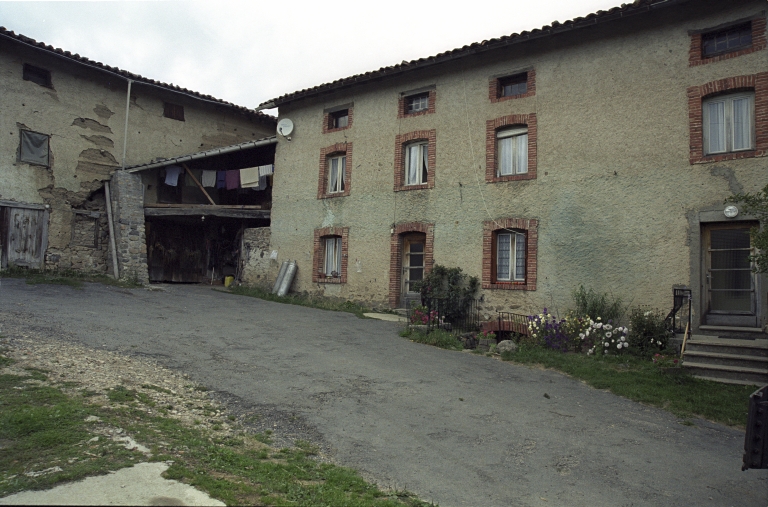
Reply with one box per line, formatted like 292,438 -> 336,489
121,79 -> 133,168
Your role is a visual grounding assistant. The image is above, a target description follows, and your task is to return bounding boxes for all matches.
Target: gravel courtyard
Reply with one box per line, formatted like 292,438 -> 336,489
0,277 -> 765,507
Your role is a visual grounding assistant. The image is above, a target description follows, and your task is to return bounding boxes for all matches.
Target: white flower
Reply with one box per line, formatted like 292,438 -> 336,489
586,329 -> 590,336
606,332 -> 613,338
595,322 -> 603,329
604,342 -> 609,347
579,333 -> 585,339
657,340 -> 662,345
604,324 -> 613,331
620,336 -> 625,342
597,317 -> 602,321
611,339 -> 615,343
644,311 -> 651,317
617,343 -> 622,349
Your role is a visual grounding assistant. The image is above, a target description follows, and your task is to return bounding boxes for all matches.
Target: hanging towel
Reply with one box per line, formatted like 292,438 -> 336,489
201,170 -> 217,188
258,164 -> 274,177
225,169 -> 240,190
239,166 -> 260,187
216,171 -> 226,189
164,165 -> 182,186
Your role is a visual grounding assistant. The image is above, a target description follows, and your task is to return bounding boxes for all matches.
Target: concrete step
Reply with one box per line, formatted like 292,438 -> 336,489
682,350 -> 768,370
684,338 -> 768,357
682,361 -> 768,386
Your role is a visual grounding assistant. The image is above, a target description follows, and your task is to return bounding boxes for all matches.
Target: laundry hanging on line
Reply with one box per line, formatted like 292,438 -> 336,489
225,169 -> 240,190
201,170 -> 217,188
164,165 -> 183,186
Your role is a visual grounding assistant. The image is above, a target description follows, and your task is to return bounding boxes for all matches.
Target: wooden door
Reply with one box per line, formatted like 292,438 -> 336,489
401,233 -> 425,303
3,207 -> 48,269
702,223 -> 759,327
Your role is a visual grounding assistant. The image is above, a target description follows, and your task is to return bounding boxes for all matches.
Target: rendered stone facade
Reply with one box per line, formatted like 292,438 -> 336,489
265,0 -> 768,330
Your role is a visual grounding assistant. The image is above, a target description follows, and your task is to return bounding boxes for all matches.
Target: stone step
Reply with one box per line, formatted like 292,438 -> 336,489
682,361 -> 768,386
682,350 -> 768,370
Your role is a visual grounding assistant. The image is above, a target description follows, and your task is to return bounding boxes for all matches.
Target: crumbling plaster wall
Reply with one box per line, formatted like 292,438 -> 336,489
270,0 -> 768,322
0,39 -> 274,275
241,227 -> 272,288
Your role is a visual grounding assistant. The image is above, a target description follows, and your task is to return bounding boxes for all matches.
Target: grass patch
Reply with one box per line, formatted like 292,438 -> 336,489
0,358 -> 429,506
400,328 -> 463,351
228,285 -> 372,318
502,345 -> 753,427
1,267 -> 142,289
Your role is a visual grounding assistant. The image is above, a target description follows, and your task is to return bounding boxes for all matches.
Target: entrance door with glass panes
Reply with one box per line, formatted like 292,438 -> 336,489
401,233 -> 426,307
702,223 -> 759,327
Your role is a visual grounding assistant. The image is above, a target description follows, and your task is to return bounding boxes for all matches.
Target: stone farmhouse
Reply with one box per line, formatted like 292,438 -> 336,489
258,0 -> 767,334
0,27 -> 276,283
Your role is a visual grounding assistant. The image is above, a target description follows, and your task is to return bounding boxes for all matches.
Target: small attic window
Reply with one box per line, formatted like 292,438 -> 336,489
164,102 -> 185,121
23,63 -> 52,88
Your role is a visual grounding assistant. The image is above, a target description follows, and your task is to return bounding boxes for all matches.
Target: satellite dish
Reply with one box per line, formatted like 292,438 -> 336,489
277,118 -> 294,137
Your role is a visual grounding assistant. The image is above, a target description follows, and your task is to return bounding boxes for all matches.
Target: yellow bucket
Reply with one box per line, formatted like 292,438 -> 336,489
224,276 -> 234,287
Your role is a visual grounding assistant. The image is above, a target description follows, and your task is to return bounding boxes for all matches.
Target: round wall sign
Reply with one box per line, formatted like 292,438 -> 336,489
724,205 -> 739,218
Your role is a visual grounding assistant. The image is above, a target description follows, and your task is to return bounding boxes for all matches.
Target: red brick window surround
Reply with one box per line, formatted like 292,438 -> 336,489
318,142 -> 352,199
485,114 -> 537,182
689,17 -> 766,67
323,105 -> 354,134
394,130 -> 436,191
313,227 -> 349,284
489,69 -> 536,103
687,73 -> 768,164
398,89 -> 436,118
482,218 -> 538,291
388,222 -> 434,308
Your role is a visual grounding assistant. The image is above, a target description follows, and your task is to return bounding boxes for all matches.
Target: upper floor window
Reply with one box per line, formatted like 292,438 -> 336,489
500,73 -> 527,97
23,64 -> 51,88
406,92 -> 429,114
405,141 -> 428,186
497,127 -> 528,176
19,130 -> 50,167
330,110 -> 349,129
327,154 -> 346,194
703,92 -> 754,155
164,102 -> 185,121
702,22 -> 752,58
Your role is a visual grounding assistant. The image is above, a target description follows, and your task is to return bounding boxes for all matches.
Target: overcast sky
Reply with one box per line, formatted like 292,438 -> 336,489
1,1 -> 623,114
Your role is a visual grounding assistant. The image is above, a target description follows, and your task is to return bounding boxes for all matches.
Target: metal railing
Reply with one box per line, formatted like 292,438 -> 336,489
496,311 -> 531,340
665,288 -> 692,334
409,297 -> 481,334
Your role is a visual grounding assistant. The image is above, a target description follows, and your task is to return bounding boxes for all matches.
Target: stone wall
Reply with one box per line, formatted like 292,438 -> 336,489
241,227 -> 272,288
110,171 -> 148,284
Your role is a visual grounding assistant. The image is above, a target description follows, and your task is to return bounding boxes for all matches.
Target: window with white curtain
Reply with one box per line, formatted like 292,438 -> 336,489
405,141 -> 428,186
496,231 -> 526,282
497,127 -> 528,176
324,236 -> 342,277
327,154 -> 346,193
703,92 -> 754,155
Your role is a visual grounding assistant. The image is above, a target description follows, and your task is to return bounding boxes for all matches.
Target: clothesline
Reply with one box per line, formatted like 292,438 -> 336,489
163,164 -> 274,190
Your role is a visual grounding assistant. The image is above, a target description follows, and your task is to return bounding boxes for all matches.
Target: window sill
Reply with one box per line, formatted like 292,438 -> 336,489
483,281 -> 535,291
690,43 -> 765,66
488,172 -> 535,183
395,183 -> 431,192
491,90 -> 535,103
324,125 -> 351,134
316,277 -> 345,284
690,149 -> 765,165
318,191 -> 350,199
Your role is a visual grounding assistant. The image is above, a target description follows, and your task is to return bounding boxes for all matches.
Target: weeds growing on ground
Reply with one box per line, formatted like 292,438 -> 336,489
1,267 -> 142,289
228,285 -> 374,318
501,345 -> 752,428
400,328 -> 463,351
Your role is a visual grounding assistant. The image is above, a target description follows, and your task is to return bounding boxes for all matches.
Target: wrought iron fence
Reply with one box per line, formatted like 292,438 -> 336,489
409,297 -> 481,334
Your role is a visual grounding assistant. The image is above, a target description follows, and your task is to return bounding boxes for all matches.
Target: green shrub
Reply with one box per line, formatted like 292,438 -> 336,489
571,285 -> 626,324
402,328 -> 463,350
414,264 -> 479,325
627,307 -> 672,356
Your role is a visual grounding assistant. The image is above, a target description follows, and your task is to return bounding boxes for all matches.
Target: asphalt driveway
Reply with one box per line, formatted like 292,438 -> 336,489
0,278 -> 765,507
